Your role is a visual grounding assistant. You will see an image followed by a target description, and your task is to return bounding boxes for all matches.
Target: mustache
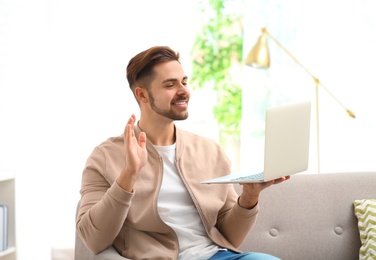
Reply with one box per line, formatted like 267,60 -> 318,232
173,96 -> 188,102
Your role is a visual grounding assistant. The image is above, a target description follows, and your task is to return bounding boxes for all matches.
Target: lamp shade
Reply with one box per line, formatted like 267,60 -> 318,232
245,33 -> 270,68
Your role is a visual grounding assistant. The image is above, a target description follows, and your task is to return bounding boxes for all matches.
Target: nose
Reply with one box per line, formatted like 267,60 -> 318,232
177,83 -> 190,95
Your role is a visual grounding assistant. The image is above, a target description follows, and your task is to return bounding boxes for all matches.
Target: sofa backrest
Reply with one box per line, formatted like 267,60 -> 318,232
237,172 -> 376,260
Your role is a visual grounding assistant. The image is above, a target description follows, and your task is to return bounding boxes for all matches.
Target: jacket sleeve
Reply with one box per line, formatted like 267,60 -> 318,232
76,146 -> 133,254
210,143 -> 259,248
216,193 -> 259,248
199,139 -> 260,249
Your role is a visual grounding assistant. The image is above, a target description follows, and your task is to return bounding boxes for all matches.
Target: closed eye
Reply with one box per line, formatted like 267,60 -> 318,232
163,78 -> 188,88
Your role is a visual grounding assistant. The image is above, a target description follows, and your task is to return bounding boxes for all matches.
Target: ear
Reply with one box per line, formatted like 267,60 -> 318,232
134,86 -> 149,103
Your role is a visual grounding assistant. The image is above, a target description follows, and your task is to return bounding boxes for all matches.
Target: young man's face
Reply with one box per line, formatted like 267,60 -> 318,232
145,60 -> 190,121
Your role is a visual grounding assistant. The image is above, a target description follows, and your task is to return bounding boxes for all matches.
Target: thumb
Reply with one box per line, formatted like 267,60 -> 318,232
138,132 -> 147,149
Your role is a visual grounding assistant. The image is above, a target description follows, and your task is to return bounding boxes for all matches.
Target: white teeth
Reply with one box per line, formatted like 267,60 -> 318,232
175,102 -> 186,105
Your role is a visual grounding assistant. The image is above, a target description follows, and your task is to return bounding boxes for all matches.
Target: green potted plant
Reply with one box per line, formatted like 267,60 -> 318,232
190,0 -> 244,169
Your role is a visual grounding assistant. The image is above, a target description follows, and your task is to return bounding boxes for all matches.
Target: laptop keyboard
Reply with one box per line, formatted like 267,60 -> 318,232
231,172 -> 264,181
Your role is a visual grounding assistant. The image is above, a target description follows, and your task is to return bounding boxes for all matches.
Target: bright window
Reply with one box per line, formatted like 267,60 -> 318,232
241,0 -> 376,174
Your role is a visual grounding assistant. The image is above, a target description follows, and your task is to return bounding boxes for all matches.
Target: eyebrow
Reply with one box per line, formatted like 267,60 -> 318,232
161,76 -> 188,84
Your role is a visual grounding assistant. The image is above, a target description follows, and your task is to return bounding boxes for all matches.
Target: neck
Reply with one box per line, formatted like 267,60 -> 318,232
138,120 -> 176,146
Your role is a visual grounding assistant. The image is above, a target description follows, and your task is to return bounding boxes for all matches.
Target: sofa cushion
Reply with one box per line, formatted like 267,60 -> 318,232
238,172 -> 376,260
353,199 -> 376,259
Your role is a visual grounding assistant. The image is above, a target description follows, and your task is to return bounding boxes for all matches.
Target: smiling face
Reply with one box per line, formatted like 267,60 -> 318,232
139,60 -> 190,121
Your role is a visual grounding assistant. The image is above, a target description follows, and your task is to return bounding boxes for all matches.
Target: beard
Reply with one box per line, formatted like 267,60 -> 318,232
148,92 -> 189,121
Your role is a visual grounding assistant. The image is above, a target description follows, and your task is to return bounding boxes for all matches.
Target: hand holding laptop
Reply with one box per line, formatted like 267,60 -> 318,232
238,176 -> 290,209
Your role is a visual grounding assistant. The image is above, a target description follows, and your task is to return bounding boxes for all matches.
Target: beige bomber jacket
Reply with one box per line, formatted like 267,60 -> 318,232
76,125 -> 259,260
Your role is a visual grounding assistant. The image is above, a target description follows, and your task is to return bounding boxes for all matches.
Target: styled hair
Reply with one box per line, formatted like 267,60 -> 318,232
126,46 -> 180,89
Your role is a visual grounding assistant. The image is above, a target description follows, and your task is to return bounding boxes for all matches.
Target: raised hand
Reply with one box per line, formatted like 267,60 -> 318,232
116,114 -> 148,192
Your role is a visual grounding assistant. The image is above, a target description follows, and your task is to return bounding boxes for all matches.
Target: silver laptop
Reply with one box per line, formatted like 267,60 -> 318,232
201,101 -> 311,184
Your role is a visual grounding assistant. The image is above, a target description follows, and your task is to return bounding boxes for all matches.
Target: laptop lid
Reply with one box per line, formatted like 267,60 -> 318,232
201,101 -> 311,184
263,100 -> 311,181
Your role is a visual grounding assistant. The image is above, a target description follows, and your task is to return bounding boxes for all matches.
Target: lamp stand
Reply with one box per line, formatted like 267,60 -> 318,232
315,82 -> 320,174
247,28 -> 356,174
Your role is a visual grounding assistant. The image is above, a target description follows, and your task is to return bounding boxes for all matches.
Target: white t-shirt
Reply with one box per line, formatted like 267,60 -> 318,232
155,144 -> 221,260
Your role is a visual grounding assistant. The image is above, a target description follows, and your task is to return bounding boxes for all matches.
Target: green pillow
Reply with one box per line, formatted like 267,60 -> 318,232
354,199 -> 376,259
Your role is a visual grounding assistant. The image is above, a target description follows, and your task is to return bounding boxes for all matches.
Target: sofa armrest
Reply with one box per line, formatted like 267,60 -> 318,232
75,233 -> 126,260
75,200 -> 129,260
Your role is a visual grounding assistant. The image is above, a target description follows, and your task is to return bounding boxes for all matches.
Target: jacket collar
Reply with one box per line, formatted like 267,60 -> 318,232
134,124 -> 184,160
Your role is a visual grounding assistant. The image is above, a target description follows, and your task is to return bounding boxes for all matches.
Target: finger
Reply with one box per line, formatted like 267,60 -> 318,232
124,114 -> 136,138
272,176 -> 289,185
138,132 -> 147,149
130,114 -> 136,123
127,123 -> 135,138
263,179 -> 275,185
126,114 -> 135,125
263,181 -> 274,188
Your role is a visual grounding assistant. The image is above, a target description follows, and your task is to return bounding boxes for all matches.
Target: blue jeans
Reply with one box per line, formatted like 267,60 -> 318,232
208,250 -> 281,260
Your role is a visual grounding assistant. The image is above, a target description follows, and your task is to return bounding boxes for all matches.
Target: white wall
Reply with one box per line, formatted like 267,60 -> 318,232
0,0 -> 201,259
241,0 -> 376,174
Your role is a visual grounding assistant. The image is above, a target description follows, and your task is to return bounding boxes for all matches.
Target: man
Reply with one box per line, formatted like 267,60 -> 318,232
76,46 -> 288,259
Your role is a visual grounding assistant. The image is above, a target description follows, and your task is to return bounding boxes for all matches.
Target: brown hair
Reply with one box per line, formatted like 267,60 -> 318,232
126,46 -> 180,89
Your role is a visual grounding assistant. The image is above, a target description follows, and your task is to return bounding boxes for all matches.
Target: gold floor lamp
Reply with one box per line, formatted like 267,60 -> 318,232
245,27 -> 356,173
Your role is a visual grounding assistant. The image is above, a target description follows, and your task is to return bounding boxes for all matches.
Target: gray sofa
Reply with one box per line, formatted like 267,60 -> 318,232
75,171 -> 376,260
